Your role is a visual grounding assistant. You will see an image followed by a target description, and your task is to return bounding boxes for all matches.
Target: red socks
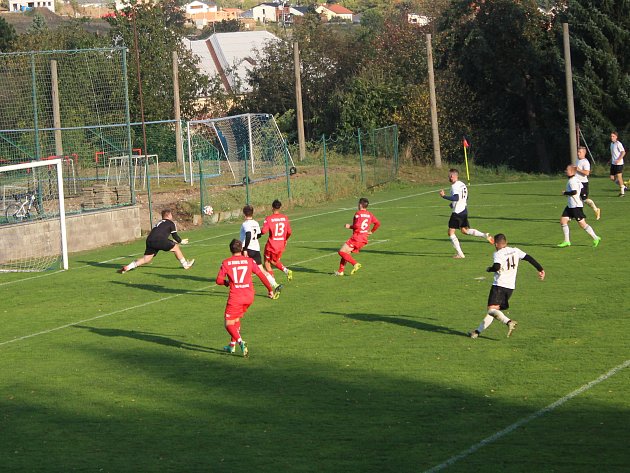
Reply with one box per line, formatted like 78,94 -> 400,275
338,251 -> 356,272
226,322 -> 241,343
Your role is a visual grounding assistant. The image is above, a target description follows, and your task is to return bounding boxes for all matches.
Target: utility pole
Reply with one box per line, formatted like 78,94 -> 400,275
563,23 -> 577,164
294,41 -> 306,161
426,33 -> 442,168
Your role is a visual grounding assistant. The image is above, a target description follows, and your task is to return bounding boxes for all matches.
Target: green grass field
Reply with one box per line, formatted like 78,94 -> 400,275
1,177 -> 628,472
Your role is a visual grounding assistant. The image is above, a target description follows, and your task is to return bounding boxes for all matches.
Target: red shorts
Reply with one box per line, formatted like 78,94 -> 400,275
224,294 -> 254,319
345,236 -> 367,253
264,245 -> 284,262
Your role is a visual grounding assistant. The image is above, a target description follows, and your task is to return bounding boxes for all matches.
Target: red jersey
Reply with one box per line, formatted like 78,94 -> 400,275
261,212 -> 292,253
350,210 -> 380,244
216,255 -> 273,303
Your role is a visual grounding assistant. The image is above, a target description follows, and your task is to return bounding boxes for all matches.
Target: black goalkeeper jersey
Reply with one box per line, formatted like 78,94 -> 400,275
147,219 -> 181,243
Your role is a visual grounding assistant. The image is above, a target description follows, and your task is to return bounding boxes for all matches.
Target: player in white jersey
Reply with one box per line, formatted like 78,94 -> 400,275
439,168 -> 494,258
557,165 -> 601,248
468,233 -> 545,339
240,205 -> 281,292
576,146 -> 601,220
609,131 -> 626,196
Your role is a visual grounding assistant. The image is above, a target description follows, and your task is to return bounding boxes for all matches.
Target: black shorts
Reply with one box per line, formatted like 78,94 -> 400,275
610,164 -> 624,176
561,206 -> 586,221
144,238 -> 176,256
487,285 -> 513,310
448,211 -> 470,229
579,182 -> 589,200
246,249 -> 262,265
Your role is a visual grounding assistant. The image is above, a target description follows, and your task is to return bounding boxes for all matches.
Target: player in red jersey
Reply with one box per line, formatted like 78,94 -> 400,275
216,239 -> 279,357
261,199 -> 293,283
335,197 -> 380,276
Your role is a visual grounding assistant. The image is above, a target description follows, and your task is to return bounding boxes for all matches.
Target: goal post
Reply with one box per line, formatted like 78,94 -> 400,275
0,158 -> 68,272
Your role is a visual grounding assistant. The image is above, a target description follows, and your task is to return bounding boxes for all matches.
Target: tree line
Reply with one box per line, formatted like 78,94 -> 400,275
0,0 -> 627,172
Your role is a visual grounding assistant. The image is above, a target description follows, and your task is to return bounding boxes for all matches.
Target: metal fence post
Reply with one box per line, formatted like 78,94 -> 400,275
243,145 -> 250,205
322,134 -> 328,194
358,128 -> 365,186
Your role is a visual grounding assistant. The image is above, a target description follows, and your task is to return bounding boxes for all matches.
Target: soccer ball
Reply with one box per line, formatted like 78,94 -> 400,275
202,205 -> 214,216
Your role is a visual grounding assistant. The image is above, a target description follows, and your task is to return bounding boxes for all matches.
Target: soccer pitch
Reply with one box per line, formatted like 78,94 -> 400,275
2,178 -> 628,472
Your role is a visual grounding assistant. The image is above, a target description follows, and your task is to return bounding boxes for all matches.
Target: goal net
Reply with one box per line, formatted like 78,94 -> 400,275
0,159 -> 68,272
187,113 -> 295,185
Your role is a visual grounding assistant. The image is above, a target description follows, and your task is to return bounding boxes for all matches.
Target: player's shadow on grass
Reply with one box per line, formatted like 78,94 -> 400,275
80,260 -> 125,269
295,246 -> 340,253
289,265 -> 337,275
473,215 -> 557,223
322,311 -> 468,337
73,325 -> 225,354
361,249 -> 451,257
110,281 -> 210,296
157,274 -> 212,283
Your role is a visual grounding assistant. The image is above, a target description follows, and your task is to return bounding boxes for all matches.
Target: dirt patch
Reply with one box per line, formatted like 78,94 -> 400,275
134,187 -> 200,233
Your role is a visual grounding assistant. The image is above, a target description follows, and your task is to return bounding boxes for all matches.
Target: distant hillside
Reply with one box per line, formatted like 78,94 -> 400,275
0,8 -> 110,35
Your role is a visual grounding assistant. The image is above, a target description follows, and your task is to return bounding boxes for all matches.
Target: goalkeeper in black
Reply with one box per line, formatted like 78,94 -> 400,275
118,209 -> 194,273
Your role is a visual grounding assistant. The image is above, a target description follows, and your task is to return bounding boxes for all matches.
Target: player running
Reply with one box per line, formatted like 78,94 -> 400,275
240,205 -> 281,293
468,233 -> 545,339
576,146 -> 601,219
118,209 -> 194,273
557,164 -> 602,248
261,199 -> 293,283
609,131 -> 626,196
335,197 -> 380,276
216,239 -> 279,357
439,168 -> 494,259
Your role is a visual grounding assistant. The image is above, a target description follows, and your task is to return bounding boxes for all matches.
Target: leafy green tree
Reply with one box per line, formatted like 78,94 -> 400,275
562,0 -> 630,158
28,12 -> 48,34
238,12 -> 364,140
436,0 -> 566,171
0,17 -> 17,52
107,1 -> 211,121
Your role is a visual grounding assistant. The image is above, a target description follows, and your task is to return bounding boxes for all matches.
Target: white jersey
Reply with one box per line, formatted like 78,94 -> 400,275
566,176 -> 583,208
240,219 -> 261,252
611,140 -> 625,165
492,246 -> 527,290
450,180 -> 468,214
576,158 -> 590,183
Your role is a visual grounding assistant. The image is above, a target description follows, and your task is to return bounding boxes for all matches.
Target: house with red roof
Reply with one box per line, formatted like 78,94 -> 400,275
315,3 -> 353,22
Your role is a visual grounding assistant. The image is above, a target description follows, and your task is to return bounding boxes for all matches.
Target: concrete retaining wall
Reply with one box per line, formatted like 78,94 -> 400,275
0,206 -> 141,264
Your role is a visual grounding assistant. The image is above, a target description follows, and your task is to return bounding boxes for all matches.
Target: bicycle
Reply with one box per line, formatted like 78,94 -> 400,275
5,191 -> 40,223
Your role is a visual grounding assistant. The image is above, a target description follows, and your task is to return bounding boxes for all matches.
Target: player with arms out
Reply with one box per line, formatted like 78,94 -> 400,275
557,164 -> 602,248
576,146 -> 601,220
261,199 -> 293,283
240,205 -> 282,293
335,197 -> 380,276
468,233 -> 545,339
118,209 -> 194,273
216,239 -> 277,357
439,168 -> 494,259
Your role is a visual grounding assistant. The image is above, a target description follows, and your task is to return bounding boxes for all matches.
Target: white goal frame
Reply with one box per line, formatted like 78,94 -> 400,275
0,159 -> 69,271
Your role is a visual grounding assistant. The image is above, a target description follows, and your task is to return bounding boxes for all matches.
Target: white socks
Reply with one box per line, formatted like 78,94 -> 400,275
561,223 -> 570,242
450,234 -> 464,257
127,261 -> 137,270
467,228 -> 486,238
584,225 -> 598,240
179,257 -> 187,265
477,309 -> 510,333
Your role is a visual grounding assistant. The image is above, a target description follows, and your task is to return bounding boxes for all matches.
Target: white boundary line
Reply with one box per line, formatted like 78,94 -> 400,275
423,358 -> 630,472
0,285 -> 213,347
0,242 -> 390,348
